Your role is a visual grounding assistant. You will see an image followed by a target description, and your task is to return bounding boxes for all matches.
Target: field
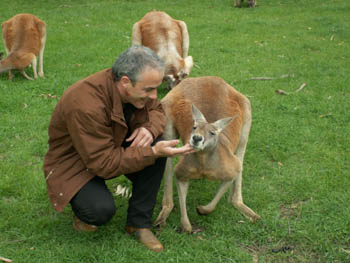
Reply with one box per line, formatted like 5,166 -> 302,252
1,0 -> 350,262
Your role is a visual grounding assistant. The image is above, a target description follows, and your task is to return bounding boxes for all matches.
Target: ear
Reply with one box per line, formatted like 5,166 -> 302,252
120,75 -> 132,88
164,74 -> 175,83
179,71 -> 188,80
0,52 -> 4,60
184,56 -> 193,73
191,104 -> 207,123
212,114 -> 237,133
164,75 -> 176,90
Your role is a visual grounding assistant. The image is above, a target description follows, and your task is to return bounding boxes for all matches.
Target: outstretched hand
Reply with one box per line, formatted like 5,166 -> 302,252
152,140 -> 195,157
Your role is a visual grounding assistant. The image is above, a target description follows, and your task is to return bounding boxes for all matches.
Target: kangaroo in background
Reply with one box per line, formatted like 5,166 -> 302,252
0,13 -> 46,80
154,76 -> 261,233
235,0 -> 257,8
132,11 -> 193,89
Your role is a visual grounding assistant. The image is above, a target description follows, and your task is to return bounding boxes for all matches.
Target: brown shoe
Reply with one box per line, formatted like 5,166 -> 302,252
73,216 -> 98,232
126,226 -> 164,252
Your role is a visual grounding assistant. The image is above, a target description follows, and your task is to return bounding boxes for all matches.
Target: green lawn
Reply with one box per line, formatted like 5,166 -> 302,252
1,0 -> 350,262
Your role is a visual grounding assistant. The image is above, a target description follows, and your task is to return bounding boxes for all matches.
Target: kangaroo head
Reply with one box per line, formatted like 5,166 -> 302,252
163,56 -> 193,90
189,104 -> 236,151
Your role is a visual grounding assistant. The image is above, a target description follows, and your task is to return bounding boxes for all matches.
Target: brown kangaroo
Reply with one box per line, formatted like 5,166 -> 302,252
235,0 -> 257,8
154,76 -> 261,233
1,13 -> 46,80
132,11 -> 193,89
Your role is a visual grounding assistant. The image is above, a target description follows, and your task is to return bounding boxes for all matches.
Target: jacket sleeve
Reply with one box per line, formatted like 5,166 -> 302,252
65,108 -> 157,179
138,99 -> 166,139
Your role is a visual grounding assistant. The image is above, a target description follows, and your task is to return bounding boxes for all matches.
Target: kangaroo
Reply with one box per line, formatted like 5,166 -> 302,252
235,0 -> 257,8
1,13 -> 46,80
154,76 -> 261,233
132,11 -> 193,89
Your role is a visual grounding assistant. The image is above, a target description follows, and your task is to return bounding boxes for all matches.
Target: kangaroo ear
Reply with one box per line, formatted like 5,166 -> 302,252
212,114 -> 238,133
191,104 -> 207,123
179,71 -> 188,80
184,56 -> 193,73
163,74 -> 176,90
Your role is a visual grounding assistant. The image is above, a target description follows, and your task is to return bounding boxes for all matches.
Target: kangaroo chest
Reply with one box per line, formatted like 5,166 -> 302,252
175,151 -> 238,182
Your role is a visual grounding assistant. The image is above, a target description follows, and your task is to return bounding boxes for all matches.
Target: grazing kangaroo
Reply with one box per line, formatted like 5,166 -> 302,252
235,0 -> 257,8
154,76 -> 261,233
0,13 -> 46,80
132,11 -> 193,89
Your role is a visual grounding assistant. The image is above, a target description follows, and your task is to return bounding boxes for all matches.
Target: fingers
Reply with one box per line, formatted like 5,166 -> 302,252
125,130 -> 137,142
161,139 -> 180,147
128,127 -> 154,147
130,134 -> 152,147
171,144 -> 195,156
153,141 -> 194,157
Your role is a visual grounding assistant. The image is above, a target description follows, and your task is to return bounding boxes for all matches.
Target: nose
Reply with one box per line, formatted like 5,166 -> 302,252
192,135 -> 202,143
149,89 -> 157,100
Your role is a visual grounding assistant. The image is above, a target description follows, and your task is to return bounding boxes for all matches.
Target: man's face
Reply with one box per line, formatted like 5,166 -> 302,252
126,68 -> 163,109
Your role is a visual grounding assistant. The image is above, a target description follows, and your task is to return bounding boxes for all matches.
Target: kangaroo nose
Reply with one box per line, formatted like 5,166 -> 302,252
192,135 -> 202,143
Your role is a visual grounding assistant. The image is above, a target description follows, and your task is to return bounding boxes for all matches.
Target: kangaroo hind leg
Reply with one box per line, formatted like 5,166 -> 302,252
197,180 -> 232,215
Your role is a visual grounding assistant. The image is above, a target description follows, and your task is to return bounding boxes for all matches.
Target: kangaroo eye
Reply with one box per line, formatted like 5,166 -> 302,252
193,126 -> 197,130
209,130 -> 215,136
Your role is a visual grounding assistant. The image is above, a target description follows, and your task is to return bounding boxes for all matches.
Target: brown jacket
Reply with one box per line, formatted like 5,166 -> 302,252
43,68 -> 166,212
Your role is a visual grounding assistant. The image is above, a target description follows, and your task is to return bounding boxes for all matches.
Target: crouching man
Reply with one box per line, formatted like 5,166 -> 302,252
43,46 -> 193,252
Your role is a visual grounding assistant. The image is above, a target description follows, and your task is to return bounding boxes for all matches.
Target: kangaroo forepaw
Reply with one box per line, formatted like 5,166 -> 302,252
196,205 -> 213,215
153,206 -> 173,227
248,213 -> 261,223
181,223 -> 192,234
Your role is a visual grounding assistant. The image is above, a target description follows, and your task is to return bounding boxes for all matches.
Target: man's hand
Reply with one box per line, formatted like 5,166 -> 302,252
152,140 -> 195,157
126,127 -> 154,147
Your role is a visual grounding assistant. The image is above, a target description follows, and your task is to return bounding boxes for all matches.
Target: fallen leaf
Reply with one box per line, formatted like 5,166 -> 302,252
319,113 -> 332,118
40,94 -> 58,99
296,83 -> 307,92
0,256 -> 12,263
275,89 -> 289,95
330,35 -> 335,41
23,103 -> 28,109
251,77 -> 274,80
194,63 -> 201,69
341,248 -> 350,254
113,184 -> 131,198
280,74 -> 292,78
191,226 -> 205,234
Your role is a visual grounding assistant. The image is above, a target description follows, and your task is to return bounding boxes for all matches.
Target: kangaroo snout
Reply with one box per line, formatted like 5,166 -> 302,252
192,135 -> 203,143
190,134 -> 204,150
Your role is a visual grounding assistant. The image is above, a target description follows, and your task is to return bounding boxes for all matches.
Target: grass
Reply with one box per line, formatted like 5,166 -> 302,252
1,0 -> 350,262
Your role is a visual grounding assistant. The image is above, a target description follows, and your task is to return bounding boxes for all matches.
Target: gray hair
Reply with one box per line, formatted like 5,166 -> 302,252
112,45 -> 165,85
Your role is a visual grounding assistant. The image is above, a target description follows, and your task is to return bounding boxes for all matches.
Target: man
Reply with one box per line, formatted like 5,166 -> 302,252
43,46 -> 193,252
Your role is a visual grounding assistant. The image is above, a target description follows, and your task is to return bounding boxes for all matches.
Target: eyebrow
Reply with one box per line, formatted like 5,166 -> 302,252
143,86 -> 159,91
